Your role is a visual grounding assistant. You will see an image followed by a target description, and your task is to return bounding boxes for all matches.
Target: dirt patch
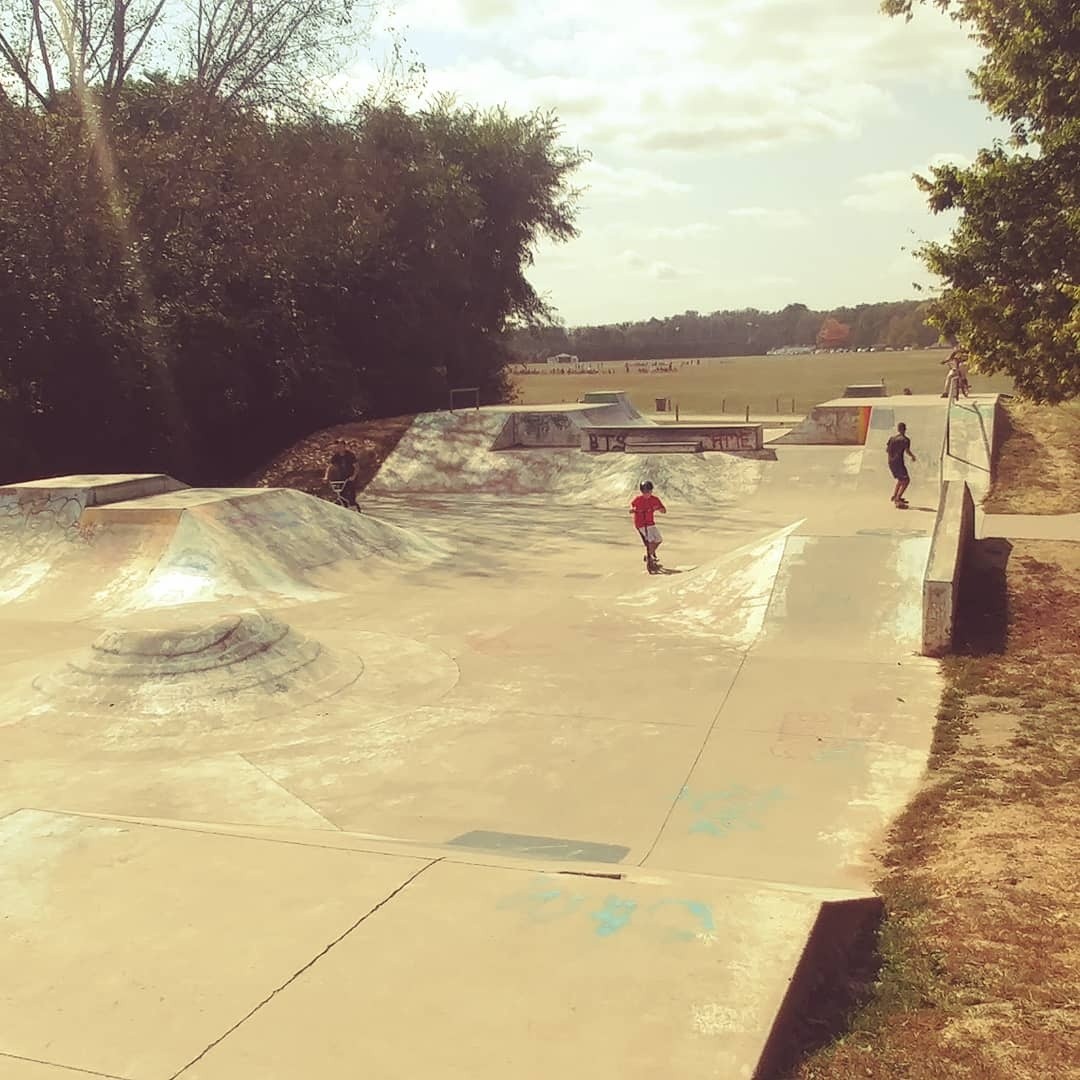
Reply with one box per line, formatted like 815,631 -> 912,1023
245,415 -> 415,497
791,540 -> 1080,1080
985,400 -> 1080,514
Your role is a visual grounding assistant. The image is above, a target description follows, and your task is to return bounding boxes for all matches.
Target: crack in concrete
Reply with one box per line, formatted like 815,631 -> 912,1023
0,1051 -> 131,1079
168,857 -> 442,1079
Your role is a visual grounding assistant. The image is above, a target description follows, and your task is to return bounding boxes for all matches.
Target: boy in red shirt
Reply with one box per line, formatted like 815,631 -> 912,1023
630,480 -> 667,573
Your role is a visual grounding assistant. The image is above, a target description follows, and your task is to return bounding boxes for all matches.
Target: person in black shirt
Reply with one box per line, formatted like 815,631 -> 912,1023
886,422 -> 917,508
324,440 -> 359,508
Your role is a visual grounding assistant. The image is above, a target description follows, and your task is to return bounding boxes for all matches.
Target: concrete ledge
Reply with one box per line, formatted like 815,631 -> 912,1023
922,479 -> 975,657
0,473 -> 185,507
755,895 -> 883,1079
582,424 -> 763,453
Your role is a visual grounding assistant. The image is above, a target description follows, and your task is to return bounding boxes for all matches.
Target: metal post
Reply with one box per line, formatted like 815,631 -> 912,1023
791,397 -> 795,413
722,398 -> 726,413
675,403 -> 680,421
775,397 -> 779,414
745,405 -> 750,422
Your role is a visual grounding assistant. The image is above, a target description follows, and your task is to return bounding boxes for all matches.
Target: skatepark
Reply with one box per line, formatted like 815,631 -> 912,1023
0,389 -> 1000,1079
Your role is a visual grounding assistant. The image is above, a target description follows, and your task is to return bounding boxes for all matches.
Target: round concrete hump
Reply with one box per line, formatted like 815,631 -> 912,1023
32,609 -> 363,728
84,612 -> 306,679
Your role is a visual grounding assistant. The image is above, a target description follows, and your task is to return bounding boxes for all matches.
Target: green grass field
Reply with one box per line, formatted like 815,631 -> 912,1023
512,350 -> 1015,416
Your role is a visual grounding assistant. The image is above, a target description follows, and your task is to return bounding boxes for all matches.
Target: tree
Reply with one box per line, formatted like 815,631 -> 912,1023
884,0 -> 1080,401
0,80 -> 587,483
817,317 -> 851,350
0,0 -> 377,112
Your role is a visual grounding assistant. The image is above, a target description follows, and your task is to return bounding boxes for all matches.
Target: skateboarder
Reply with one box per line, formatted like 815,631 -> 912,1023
630,480 -> 667,572
886,423 -> 917,508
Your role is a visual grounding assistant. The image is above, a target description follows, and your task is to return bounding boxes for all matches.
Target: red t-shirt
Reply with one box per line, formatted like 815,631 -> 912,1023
631,493 -> 665,528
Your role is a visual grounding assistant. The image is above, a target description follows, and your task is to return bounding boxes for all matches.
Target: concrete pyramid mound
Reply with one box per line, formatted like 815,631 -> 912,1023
371,410 -> 766,505
0,479 -> 447,615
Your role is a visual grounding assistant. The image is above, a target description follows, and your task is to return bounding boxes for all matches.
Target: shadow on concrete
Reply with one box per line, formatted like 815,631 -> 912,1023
755,898 -> 884,1079
954,537 -> 1013,656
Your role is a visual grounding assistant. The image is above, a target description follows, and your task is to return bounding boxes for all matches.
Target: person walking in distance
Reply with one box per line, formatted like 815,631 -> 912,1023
887,423 -> 917,509
630,480 -> 667,572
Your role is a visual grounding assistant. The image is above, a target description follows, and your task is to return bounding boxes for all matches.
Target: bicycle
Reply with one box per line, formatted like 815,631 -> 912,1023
328,480 -> 361,513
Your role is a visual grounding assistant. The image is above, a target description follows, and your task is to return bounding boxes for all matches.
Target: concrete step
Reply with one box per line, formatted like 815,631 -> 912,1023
625,441 -> 703,453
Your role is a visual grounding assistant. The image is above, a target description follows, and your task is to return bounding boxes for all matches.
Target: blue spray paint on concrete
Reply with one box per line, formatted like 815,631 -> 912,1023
590,897 -> 638,937
497,881 -> 719,943
678,784 -> 786,837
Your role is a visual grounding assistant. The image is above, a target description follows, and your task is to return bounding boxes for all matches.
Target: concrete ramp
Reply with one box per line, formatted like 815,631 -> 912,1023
771,403 -> 872,445
0,482 -> 442,615
492,399 -> 652,450
371,409 -> 767,503
643,528 -> 938,889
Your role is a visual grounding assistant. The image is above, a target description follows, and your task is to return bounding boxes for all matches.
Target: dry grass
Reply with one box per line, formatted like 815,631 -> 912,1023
984,400 -> 1080,514
792,402 -> 1080,1080
512,350 -> 1016,416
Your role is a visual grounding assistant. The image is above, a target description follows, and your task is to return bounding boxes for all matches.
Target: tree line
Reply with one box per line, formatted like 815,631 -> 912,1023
0,0 -> 585,484
506,299 -> 942,364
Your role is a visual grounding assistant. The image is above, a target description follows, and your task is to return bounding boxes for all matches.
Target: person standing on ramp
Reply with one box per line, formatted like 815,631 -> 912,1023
630,480 -> 667,572
887,423 -> 917,509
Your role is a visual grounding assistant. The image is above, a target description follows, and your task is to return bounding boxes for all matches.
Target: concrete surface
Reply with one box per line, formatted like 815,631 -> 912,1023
0,395 -> 988,1078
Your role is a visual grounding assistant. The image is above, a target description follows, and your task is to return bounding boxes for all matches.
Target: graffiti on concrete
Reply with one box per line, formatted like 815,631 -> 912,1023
521,413 -> 572,441
708,430 -> 759,452
497,880 -> 719,942
585,427 -> 763,452
677,784 -> 786,837
587,432 -> 628,452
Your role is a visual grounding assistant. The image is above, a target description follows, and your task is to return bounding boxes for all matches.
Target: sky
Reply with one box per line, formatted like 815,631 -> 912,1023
349,0 -> 1006,327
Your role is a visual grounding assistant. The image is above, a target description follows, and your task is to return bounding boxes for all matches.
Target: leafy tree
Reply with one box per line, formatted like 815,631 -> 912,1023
0,79 -> 587,484
883,0 -> 1080,401
817,317 -> 852,350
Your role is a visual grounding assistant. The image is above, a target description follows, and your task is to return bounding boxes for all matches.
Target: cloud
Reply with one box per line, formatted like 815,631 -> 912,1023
647,222 -> 724,239
618,250 -> 695,279
650,261 -> 689,280
727,207 -> 809,229
843,154 -> 970,213
580,160 -> 691,201
382,0 -> 979,156
460,0 -> 517,22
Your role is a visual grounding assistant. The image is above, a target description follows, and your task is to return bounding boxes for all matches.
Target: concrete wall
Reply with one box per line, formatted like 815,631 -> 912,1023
841,384 -> 886,398
922,479 -> 976,657
581,425 -> 764,453
491,412 -> 583,449
772,406 -> 872,446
